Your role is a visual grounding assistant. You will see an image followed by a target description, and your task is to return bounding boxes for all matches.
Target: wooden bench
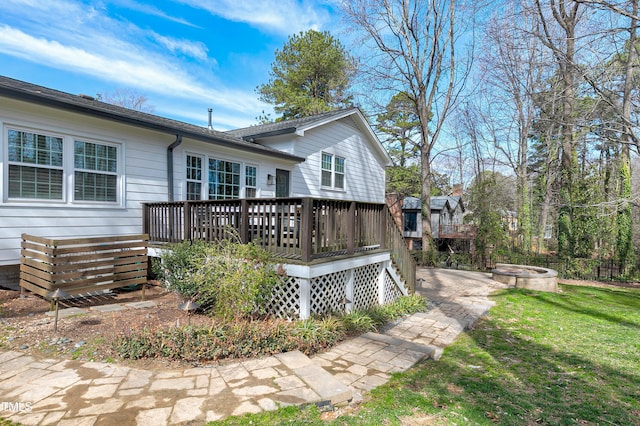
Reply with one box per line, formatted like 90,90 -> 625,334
20,233 -> 149,299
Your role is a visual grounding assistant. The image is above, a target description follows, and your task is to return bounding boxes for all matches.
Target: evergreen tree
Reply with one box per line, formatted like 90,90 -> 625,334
257,30 -> 355,121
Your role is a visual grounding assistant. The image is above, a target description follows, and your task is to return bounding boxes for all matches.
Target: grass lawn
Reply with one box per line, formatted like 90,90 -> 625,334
211,283 -> 640,425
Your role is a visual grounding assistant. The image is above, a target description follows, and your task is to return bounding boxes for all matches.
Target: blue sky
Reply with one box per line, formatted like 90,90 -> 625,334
0,0 -> 340,130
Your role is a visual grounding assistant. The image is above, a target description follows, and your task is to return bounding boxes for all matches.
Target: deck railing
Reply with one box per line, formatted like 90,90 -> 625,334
439,224 -> 478,239
385,208 -> 416,293
143,197 -> 416,290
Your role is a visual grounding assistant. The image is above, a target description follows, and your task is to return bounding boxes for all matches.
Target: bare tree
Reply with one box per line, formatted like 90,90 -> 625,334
476,1 -> 549,251
97,89 -> 155,113
341,0 -> 472,250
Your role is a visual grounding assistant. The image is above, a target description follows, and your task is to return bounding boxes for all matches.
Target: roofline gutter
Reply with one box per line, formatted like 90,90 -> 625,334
167,135 -> 183,201
0,86 -> 304,163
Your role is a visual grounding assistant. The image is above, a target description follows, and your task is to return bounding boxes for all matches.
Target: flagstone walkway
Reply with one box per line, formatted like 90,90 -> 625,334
0,268 -> 508,425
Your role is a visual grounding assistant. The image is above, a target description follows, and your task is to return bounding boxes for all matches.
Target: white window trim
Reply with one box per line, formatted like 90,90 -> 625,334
320,151 -> 346,192
244,163 -> 259,198
184,152 -> 259,200
2,123 -> 125,207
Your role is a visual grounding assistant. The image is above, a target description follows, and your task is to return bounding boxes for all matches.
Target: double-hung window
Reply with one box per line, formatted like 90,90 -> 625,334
6,127 -> 120,204
321,152 -> 345,190
74,141 -> 118,202
8,129 -> 64,200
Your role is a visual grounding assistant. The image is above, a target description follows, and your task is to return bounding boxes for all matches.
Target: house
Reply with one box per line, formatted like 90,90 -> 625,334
0,76 -> 411,318
227,109 -> 391,203
430,195 -> 465,239
396,191 -> 476,251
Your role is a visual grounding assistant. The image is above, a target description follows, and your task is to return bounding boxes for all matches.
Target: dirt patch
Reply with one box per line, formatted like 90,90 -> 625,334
0,282 -> 219,369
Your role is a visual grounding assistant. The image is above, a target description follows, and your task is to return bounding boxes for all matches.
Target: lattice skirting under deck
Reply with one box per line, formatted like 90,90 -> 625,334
266,253 -> 407,319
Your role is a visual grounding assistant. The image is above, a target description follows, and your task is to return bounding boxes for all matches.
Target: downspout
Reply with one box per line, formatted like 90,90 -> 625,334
167,134 -> 183,201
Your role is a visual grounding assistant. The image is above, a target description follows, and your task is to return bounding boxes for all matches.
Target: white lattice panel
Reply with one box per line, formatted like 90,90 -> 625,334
353,263 -> 380,310
310,271 -> 347,315
383,269 -> 402,304
267,276 -> 300,319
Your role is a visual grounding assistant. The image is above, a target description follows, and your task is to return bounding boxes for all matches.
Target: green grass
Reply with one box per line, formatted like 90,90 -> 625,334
209,284 -> 640,425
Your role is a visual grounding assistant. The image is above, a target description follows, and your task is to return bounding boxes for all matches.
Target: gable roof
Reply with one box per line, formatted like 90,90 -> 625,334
401,196 -> 465,212
431,196 -> 464,212
228,107 -> 392,166
0,75 -> 303,163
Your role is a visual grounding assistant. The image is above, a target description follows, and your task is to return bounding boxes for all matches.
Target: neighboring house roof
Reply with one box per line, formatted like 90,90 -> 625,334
228,107 -> 392,166
0,75 -> 304,163
401,196 -> 465,212
402,196 -> 422,210
431,195 -> 465,212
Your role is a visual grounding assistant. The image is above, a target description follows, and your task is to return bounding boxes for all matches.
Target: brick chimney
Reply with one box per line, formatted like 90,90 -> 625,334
451,184 -> 463,197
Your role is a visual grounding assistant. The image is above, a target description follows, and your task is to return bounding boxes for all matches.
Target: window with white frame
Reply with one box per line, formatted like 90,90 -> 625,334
185,155 -> 258,200
208,158 -> 240,199
245,165 -> 257,198
186,155 -> 203,200
74,140 -> 118,202
6,127 -> 120,203
321,152 -> 345,190
8,129 -> 64,200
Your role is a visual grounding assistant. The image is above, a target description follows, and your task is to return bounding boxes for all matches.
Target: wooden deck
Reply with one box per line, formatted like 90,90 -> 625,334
143,197 -> 416,292
438,224 -> 478,240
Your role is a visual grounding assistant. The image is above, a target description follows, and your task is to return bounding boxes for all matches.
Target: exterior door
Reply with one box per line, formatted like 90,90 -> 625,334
275,169 -> 290,198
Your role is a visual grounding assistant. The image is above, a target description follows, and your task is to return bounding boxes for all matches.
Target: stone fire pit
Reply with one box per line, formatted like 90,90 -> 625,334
491,263 -> 558,293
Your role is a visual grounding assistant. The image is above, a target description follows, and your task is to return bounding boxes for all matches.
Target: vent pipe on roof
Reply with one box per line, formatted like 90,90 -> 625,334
207,108 -> 213,130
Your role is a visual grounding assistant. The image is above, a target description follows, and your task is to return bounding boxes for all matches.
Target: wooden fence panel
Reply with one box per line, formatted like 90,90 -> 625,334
20,234 -> 148,298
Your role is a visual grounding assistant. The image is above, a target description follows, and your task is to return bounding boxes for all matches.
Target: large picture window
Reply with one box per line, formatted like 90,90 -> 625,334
208,158 -> 240,199
5,127 -> 121,204
321,152 -> 345,190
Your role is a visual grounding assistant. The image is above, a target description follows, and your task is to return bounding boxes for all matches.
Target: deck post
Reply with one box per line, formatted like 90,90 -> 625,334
239,199 -> 249,243
379,205 -> 387,250
299,277 -> 311,319
184,201 -> 191,241
347,201 -> 355,255
142,203 -> 149,236
300,198 -> 313,262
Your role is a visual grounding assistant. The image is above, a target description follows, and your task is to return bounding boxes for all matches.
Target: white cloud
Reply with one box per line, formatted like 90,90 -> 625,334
111,0 -> 201,28
151,33 -> 210,61
177,0 -> 332,34
0,25 -> 262,113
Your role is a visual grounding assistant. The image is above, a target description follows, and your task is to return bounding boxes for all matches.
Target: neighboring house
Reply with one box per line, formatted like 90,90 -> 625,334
430,195 -> 465,239
0,76 -> 391,290
401,196 -> 423,250
397,193 -> 475,251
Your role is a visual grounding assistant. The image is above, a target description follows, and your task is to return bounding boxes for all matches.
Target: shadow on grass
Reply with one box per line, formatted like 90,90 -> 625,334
389,286 -> 640,425
528,284 -> 640,329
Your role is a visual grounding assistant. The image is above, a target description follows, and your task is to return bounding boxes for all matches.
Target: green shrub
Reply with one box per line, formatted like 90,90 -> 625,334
153,235 -> 284,320
113,295 -> 428,362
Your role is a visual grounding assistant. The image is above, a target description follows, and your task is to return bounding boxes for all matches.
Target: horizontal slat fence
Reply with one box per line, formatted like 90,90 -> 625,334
20,234 -> 148,298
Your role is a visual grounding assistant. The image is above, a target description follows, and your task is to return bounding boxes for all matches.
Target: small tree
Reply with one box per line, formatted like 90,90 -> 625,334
257,30 -> 356,121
